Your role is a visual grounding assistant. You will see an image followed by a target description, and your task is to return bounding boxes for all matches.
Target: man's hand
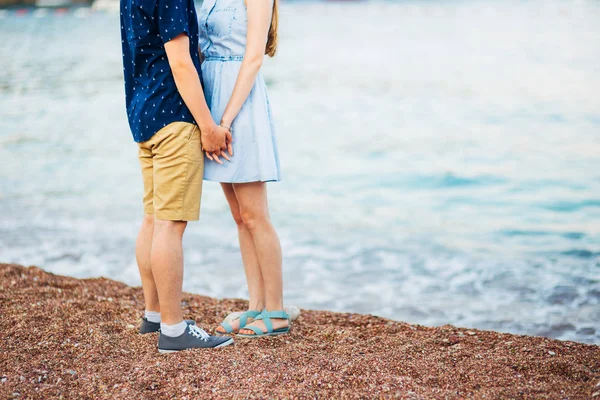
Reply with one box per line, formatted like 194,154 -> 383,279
201,124 -> 228,153
205,125 -> 233,164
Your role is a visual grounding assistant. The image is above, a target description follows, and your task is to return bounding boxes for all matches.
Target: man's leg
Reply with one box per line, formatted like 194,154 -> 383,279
150,219 -> 186,325
135,214 -> 160,312
137,142 -> 160,317
149,122 -> 199,334
149,122 -> 232,351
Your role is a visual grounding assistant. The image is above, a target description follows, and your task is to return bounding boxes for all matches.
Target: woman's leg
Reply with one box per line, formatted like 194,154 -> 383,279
216,183 -> 265,333
233,182 -> 288,334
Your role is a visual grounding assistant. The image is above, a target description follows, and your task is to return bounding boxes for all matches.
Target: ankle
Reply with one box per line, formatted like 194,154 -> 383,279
144,310 -> 161,323
161,314 -> 184,325
160,320 -> 187,337
248,300 -> 265,311
265,303 -> 284,312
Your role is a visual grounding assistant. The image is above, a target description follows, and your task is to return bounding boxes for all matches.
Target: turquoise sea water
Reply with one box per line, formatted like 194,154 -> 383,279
0,1 -> 599,344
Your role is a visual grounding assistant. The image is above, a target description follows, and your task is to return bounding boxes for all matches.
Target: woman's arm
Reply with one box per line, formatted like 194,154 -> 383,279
219,0 -> 273,129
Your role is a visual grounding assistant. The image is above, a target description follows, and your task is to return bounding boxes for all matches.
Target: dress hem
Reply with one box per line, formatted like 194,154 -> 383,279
203,177 -> 281,183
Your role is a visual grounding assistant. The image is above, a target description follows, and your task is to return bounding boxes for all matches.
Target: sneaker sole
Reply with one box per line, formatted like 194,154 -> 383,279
158,338 -> 234,354
216,338 -> 235,347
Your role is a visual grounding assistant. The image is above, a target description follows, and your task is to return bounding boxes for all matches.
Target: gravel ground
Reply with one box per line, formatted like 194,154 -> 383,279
1,263 -> 599,399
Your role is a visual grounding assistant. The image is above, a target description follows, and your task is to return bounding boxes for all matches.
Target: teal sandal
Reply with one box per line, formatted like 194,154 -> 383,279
216,310 -> 261,335
237,310 -> 290,338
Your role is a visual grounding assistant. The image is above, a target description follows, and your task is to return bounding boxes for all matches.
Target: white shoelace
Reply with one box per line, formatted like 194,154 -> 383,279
188,325 -> 210,342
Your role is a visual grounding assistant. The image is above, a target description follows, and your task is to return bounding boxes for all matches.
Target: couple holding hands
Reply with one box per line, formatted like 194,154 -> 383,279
120,0 -> 287,353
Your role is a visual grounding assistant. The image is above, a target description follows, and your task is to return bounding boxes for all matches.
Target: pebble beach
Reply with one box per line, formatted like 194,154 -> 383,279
2,1 -> 599,344
1,263 -> 599,399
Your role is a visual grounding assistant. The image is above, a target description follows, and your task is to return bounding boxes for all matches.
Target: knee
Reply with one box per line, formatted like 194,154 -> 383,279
240,210 -> 268,232
231,211 -> 244,227
142,214 -> 154,227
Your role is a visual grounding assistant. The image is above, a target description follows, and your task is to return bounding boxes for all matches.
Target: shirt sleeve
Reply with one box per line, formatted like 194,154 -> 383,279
156,0 -> 190,43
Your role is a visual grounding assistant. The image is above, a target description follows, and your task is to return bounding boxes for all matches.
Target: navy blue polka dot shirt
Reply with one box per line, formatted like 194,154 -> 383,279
120,0 -> 201,143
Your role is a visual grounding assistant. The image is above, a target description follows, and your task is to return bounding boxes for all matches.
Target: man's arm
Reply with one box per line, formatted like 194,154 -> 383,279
164,34 -> 230,154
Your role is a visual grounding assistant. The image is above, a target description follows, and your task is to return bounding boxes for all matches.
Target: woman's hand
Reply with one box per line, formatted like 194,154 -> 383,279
220,122 -> 234,157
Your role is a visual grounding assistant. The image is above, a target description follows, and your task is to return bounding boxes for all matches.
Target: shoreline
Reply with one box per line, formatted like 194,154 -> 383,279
1,263 -> 599,399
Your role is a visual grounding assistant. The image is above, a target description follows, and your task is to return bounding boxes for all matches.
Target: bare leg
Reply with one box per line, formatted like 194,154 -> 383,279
215,183 -> 265,333
234,182 -> 288,335
135,214 -> 159,312
150,219 -> 187,325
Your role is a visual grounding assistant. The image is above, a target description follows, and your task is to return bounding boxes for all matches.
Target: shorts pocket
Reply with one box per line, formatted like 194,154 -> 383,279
186,127 -> 203,162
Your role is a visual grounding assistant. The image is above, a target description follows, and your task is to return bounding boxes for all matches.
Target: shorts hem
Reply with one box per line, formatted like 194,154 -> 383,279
155,210 -> 200,221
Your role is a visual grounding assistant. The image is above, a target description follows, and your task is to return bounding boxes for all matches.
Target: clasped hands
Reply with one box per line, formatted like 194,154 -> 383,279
201,123 -> 233,164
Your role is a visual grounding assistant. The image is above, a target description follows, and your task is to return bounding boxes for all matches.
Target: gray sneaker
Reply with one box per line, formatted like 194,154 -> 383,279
158,324 -> 233,353
139,318 -> 196,335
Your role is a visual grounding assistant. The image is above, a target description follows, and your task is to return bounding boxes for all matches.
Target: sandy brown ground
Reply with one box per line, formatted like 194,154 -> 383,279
1,263 -> 599,399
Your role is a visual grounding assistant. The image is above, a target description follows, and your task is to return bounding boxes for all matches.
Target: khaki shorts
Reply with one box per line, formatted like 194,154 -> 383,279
138,122 -> 203,221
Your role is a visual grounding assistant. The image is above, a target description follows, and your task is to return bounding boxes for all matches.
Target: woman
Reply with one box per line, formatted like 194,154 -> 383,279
198,0 -> 289,337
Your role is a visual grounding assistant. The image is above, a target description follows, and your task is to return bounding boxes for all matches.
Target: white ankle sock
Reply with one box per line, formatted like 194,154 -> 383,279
145,310 -> 161,323
160,320 -> 187,337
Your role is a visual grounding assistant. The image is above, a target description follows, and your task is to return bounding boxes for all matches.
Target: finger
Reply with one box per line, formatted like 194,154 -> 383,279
221,151 -> 231,162
210,150 -> 221,163
205,152 -> 214,161
226,132 -> 233,156
221,134 -> 228,150
212,152 -> 224,165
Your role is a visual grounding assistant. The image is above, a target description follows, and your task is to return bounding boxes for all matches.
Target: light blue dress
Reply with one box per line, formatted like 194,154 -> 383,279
198,0 -> 281,183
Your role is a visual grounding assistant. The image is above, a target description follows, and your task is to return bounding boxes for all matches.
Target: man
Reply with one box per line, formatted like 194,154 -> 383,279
120,0 -> 233,352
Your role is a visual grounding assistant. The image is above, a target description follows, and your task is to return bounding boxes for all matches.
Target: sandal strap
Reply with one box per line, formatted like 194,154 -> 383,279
255,310 -> 289,320
239,310 -> 261,328
255,310 -> 289,333
245,310 -> 262,318
244,325 -> 265,336
219,321 -> 234,334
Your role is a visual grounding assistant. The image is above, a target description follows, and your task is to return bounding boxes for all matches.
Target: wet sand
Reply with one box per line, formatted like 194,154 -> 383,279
1,263 -> 599,399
